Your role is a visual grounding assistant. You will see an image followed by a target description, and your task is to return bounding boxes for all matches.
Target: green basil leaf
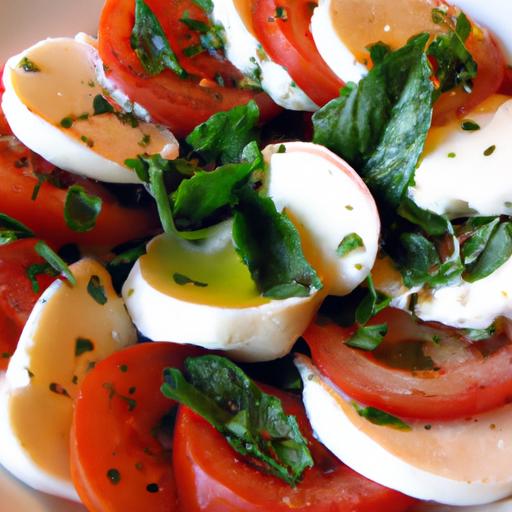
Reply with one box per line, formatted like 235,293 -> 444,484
346,323 -> 388,351
336,233 -> 364,257
64,185 -> 102,233
233,186 -> 322,299
192,0 -> 213,14
353,403 -> 411,431
93,94 -> 114,115
398,196 -> 452,236
186,100 -> 260,165
464,222 -> 512,282
462,218 -> 500,265
399,232 -> 440,288
355,275 -> 391,325
161,355 -> 313,486
131,0 -> 187,77
367,41 -> 391,65
34,241 -> 76,286
0,213 -> 34,245
87,275 -> 108,305
313,34 -> 434,208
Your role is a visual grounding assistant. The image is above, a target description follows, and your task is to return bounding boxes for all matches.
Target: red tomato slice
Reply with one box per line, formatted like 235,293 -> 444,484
0,137 -> 157,247
71,342 -> 202,512
252,0 -> 344,107
98,0 -> 279,139
305,308 -> 512,420
173,385 -> 415,511
499,65 -> 512,96
0,239 -> 56,369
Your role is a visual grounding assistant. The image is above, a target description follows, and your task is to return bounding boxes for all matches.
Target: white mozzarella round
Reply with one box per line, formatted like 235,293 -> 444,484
211,0 -> 318,111
0,259 -> 136,500
123,222 -> 322,363
2,36 -> 179,184
263,142 -> 380,296
296,355 -> 512,506
410,95 -> 512,218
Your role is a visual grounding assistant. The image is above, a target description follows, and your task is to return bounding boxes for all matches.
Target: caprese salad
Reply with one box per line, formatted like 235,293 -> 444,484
0,0 -> 512,511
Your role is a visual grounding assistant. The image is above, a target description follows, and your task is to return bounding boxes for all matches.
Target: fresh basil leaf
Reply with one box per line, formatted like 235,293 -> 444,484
179,13 -> 209,33
131,0 -> 187,78
34,241 -> 76,286
428,11 -> 477,93
93,94 -> 114,115
398,196 -> 452,236
192,0 -> 213,14
313,34 -> 434,208
173,272 -> 208,287
233,186 -> 322,299
186,100 -> 260,165
462,218 -> 500,265
353,403 -> 411,431
161,355 -> 313,486
346,324 -> 388,351
336,233 -> 364,257
173,162 -> 254,229
87,275 -> 107,305
464,222 -> 512,282
355,275 -> 391,325
367,41 -> 391,65
26,263 -> 59,293
64,185 -> 102,233
0,213 -> 34,245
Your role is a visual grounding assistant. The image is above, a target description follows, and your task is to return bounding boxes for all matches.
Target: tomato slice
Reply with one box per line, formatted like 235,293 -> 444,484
0,137 -> 157,247
499,65 -> 512,96
98,0 -> 279,138
173,385 -> 415,511
0,239 -> 56,369
305,308 -> 512,420
252,0 -> 344,107
71,342 -> 202,512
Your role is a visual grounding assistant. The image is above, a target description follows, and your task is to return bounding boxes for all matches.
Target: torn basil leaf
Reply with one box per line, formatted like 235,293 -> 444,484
0,213 -> 34,245
93,94 -> 114,115
87,275 -> 108,305
35,241 -> 76,286
313,34 -> 434,208
355,275 -> 391,325
398,196 -> 452,236
131,0 -> 187,77
336,233 -> 364,257
353,403 -> 411,431
192,0 -> 213,14
186,100 -> 260,165
173,273 -> 208,288
64,185 -> 102,233
462,217 -> 500,266
346,324 -> 388,351
161,355 -> 313,486
233,186 -> 322,299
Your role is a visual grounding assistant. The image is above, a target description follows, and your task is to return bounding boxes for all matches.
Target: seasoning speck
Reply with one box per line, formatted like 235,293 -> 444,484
107,468 -> 121,485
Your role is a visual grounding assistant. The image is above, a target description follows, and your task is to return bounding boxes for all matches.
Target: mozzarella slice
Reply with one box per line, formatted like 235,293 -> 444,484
296,355 -> 512,506
211,0 -> 318,111
2,36 -> 179,184
0,259 -> 136,500
123,222 -> 321,362
311,0 -> 444,83
263,142 -> 380,296
410,95 -> 512,218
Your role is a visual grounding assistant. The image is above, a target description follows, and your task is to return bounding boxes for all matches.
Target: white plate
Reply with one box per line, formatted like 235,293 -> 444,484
0,1 -> 511,511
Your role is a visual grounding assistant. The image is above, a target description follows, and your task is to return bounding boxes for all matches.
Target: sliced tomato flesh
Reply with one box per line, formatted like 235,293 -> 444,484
71,342 -> 202,512
252,0 -> 344,107
173,385 -> 415,511
98,0 -> 279,138
499,65 -> 512,96
305,308 -> 512,420
0,239 -> 56,369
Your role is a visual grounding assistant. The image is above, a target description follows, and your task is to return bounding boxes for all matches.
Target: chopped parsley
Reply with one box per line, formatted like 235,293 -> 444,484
107,468 -> 121,485
461,119 -> 480,131
336,233 -> 364,257
484,145 -> 496,156
64,185 -> 102,233
75,338 -> 95,357
34,241 -> 76,286
173,273 -> 208,288
353,403 -> 411,431
87,275 -> 108,305
18,56 -> 40,72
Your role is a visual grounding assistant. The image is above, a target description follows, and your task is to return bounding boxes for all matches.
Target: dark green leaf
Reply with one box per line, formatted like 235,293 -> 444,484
87,275 -> 108,305
18,56 -> 40,72
353,403 -> 411,431
180,14 -> 209,33
26,263 -> 58,293
336,233 -> 364,257
64,185 -> 102,233
461,119 -> 480,131
367,42 -> 391,65
192,0 -> 213,13
346,324 -> 388,351
107,241 -> 147,294
355,275 -> 391,325
462,218 -> 499,265
131,0 -> 187,77
313,34 -> 434,208
186,100 -> 260,165
75,337 -> 95,356
161,355 -> 313,486
93,95 -> 114,115
0,213 -> 34,245
398,196 -> 451,236
464,222 -> 512,282
232,186 -> 322,299
34,241 -> 76,286
173,272 -> 208,287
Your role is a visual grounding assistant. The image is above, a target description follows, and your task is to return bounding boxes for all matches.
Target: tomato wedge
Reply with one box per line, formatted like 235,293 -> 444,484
499,65 -> 512,96
98,0 -> 279,138
305,308 -> 512,420
252,0 -> 344,107
71,342 -> 202,512
0,239 -> 56,369
173,385 -> 415,511
0,137 -> 157,247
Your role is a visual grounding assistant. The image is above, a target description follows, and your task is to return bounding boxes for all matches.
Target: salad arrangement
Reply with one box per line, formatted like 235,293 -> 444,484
0,0 -> 512,510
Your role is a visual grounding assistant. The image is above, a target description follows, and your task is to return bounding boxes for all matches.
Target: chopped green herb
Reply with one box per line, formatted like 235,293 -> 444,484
275,6 -> 288,20
26,368 -> 34,379
34,241 -> 76,286
484,145 -> 496,156
60,117 -> 73,129
180,13 -> 209,33
192,0 -> 213,13
75,338 -> 95,357
26,262 -> 58,293
80,135 -> 94,148
0,213 -> 34,245
87,275 -> 108,305
49,382 -> 71,398
354,275 -> 391,325
64,185 -> 102,233
346,324 -> 388,351
447,152 -> 456,158
183,44 -> 204,57
18,56 -> 40,72
353,403 -> 411,431
77,112 -> 90,121
116,111 -> 139,127
336,233 -> 364,257
138,133 -> 151,147
461,119 -> 480,131
146,483 -> 159,493
107,468 -> 121,485
1,353 -> 11,359
277,144 -> 286,153
119,364 -> 128,373
87,80 -> 95,87
93,94 -> 115,115
173,273 -> 208,288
